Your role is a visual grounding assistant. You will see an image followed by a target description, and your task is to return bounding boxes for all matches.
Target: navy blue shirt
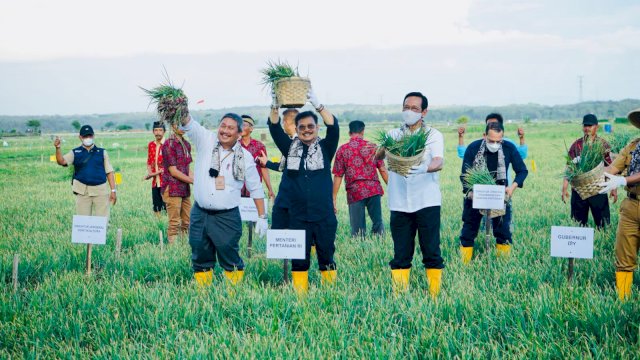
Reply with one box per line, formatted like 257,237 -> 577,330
460,139 -> 528,194
269,116 -> 340,222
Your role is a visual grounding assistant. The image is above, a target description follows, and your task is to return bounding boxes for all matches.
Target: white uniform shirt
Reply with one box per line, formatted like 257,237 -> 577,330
387,126 -> 444,212
183,118 -> 264,210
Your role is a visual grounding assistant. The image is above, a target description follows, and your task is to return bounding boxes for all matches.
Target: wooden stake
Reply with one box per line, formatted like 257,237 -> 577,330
115,228 -> 122,258
568,258 -> 575,282
484,212 -> 492,251
159,230 -> 164,250
86,244 -> 93,275
40,154 -> 44,163
247,222 -> 254,258
283,259 -> 289,283
12,254 -> 19,292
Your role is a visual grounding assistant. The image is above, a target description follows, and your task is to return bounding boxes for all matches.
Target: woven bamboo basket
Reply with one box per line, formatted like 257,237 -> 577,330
570,161 -> 605,200
275,77 -> 310,108
385,150 -> 424,177
480,208 -> 506,219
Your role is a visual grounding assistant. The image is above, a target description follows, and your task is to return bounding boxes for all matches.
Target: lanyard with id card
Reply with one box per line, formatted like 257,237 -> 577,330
215,151 -> 233,190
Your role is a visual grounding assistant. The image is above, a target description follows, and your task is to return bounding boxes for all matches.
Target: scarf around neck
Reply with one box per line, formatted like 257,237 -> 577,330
285,137 -> 324,171
474,140 -> 506,183
209,141 -> 245,181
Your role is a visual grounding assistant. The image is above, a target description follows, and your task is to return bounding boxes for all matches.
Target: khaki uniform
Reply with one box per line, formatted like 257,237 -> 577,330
63,149 -> 114,217
610,138 -> 640,271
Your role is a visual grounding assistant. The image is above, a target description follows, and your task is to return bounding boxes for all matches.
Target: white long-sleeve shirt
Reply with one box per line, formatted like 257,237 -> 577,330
182,118 -> 264,210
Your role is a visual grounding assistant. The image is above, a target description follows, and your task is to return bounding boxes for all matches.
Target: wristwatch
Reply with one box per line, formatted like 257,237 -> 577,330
111,189 -> 117,193
258,214 -> 267,219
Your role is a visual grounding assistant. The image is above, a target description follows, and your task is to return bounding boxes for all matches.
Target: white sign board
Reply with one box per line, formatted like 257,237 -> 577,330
240,197 -> 268,222
266,230 -> 305,260
472,184 -> 505,210
72,215 -> 108,245
550,226 -> 594,259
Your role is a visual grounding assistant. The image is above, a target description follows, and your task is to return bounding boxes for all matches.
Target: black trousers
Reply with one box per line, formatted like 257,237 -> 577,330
189,203 -> 243,272
459,199 -> 512,247
570,190 -> 610,229
271,205 -> 290,230
151,186 -> 166,212
290,215 -> 337,271
389,206 -> 444,269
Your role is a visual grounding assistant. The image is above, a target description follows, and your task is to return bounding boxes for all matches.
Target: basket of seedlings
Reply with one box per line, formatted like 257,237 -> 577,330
141,75 -> 189,127
565,137 -> 606,200
377,128 -> 431,177
463,165 -> 506,218
260,60 -> 310,108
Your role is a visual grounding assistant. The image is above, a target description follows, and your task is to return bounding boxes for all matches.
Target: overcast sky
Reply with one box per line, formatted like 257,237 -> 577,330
0,0 -> 639,115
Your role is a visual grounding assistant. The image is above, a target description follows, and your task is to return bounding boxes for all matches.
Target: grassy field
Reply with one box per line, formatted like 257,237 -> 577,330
1,121 -> 639,358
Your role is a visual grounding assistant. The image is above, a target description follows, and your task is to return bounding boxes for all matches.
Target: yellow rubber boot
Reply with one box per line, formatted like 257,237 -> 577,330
426,268 -> 442,299
311,245 -> 316,257
292,271 -> 309,295
496,244 -> 511,257
320,270 -> 337,286
616,271 -> 633,301
224,270 -> 244,285
391,269 -> 411,293
460,246 -> 473,264
194,270 -> 213,287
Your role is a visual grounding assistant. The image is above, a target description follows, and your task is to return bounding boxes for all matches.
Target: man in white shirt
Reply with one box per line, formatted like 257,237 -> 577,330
181,113 -> 268,287
383,92 -> 445,297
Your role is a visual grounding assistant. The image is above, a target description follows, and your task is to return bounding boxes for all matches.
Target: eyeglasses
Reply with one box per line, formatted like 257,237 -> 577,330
297,124 -> 316,131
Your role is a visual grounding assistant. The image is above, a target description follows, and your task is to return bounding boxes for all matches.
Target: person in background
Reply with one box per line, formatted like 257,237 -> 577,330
161,122 -> 193,244
562,114 -> 615,229
239,115 -> 274,201
380,91 -> 444,298
145,121 -> 166,218
457,113 -> 528,161
54,125 -> 117,217
458,122 -> 528,263
332,120 -> 388,237
598,108 -> 640,301
268,88 -> 339,294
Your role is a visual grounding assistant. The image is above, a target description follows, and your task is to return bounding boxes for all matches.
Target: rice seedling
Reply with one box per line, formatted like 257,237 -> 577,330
259,60 -> 300,89
606,130 -> 637,154
462,165 -> 496,194
564,137 -> 606,182
377,128 -> 430,157
140,72 -> 189,126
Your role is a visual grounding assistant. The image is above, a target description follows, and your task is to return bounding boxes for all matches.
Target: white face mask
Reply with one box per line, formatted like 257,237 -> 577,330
82,138 -> 94,147
402,110 -> 422,126
486,142 -> 501,153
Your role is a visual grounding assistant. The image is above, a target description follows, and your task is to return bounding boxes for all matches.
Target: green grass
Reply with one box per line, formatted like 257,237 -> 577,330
1,123 -> 640,358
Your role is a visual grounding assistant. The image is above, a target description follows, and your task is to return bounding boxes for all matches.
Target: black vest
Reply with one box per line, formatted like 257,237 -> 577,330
72,146 -> 107,186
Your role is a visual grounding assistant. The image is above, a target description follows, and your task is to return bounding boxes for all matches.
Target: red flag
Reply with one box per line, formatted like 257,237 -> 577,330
196,99 -> 205,104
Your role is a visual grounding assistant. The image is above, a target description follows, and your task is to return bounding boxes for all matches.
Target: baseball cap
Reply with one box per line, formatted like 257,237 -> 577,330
582,114 -> 598,126
79,125 -> 94,136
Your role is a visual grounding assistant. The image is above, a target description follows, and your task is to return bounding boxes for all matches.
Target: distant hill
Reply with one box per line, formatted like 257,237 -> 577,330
1,99 -> 639,134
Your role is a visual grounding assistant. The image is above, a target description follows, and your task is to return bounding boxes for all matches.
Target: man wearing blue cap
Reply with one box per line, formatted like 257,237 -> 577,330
561,114 -> 615,229
54,125 -> 117,217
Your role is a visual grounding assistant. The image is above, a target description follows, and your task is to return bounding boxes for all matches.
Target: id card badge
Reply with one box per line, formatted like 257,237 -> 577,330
215,176 -> 225,190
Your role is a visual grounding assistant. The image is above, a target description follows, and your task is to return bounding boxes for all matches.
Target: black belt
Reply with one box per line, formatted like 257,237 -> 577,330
196,203 -> 238,215
628,192 -> 638,200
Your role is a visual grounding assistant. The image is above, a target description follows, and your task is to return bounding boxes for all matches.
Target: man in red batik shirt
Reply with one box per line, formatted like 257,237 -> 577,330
240,115 -> 274,200
145,121 -> 166,218
332,120 -> 389,237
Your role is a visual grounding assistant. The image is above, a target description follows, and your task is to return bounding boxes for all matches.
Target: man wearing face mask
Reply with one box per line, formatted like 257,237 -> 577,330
382,91 -> 444,298
458,122 -> 528,263
54,125 -> 117,217
268,88 -> 339,294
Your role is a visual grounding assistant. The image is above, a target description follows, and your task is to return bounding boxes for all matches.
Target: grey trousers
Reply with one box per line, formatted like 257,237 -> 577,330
189,203 -> 243,272
348,195 -> 384,237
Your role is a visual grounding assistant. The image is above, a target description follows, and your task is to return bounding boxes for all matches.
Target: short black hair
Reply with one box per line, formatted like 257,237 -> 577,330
403,92 -> 429,111
349,120 -> 365,134
220,113 -> 243,131
485,121 -> 504,134
485,113 -> 504,124
295,111 -> 318,126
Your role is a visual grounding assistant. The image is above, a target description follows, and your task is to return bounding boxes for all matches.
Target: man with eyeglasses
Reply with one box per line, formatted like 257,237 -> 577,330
458,122 -> 528,263
268,88 -> 339,294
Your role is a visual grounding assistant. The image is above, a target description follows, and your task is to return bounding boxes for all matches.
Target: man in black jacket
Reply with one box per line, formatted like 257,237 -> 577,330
459,121 -> 528,263
268,89 -> 339,294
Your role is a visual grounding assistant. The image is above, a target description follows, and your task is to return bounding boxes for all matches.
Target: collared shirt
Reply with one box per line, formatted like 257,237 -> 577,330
161,136 -> 192,197
332,135 -> 384,204
611,138 -> 640,195
182,118 -> 264,210
147,140 -> 164,187
460,139 -> 528,193
568,136 -> 612,165
63,145 -> 114,196
240,137 -> 267,197
269,116 -> 340,222
387,126 -> 444,213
